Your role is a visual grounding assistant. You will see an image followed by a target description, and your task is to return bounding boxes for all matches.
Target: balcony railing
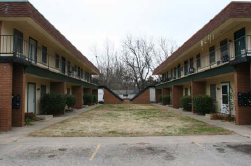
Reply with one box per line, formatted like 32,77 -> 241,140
160,35 -> 251,83
0,35 -> 95,84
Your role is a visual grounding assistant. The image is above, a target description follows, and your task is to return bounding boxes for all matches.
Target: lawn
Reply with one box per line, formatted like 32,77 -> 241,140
29,104 -> 231,137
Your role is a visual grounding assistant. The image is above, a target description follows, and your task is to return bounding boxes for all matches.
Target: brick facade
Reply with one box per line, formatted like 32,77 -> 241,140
172,85 -> 183,109
103,89 -> 123,104
84,88 -> 92,95
92,89 -> 98,103
0,63 -> 13,131
191,81 -> 206,113
162,88 -> 170,96
12,64 -> 26,127
50,82 -> 66,114
235,63 -> 251,125
155,89 -> 162,103
131,89 -> 150,104
72,86 -> 83,109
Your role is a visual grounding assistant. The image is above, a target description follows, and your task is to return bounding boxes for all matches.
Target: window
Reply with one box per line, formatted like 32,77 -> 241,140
209,46 -> 215,64
185,88 -> 188,96
55,54 -> 60,68
81,69 -> 83,79
61,57 -> 66,74
196,54 -> 201,68
173,67 -> 177,79
184,60 -> 188,75
78,66 -> 81,78
29,37 -> 37,63
42,46 -> 47,64
166,71 -> 168,80
14,29 -> 23,56
74,65 -> 77,76
220,39 -> 228,61
210,84 -> 217,102
190,57 -> 194,68
171,69 -> 173,79
67,61 -> 71,75
177,64 -> 181,78
234,28 -> 246,58
41,85 -> 46,99
67,88 -> 71,95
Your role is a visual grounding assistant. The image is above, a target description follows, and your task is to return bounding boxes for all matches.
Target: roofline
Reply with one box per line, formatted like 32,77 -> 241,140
0,1 -> 100,74
153,1 -> 251,75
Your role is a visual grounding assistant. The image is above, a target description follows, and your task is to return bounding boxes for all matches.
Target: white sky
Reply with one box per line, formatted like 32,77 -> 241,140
29,0 -> 246,64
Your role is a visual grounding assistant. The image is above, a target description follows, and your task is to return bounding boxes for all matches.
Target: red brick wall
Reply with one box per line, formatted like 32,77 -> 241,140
92,89 -> 98,103
72,86 -> 83,109
155,89 -> 162,103
84,88 -> 92,95
132,89 -> 150,104
162,88 -> 170,96
0,63 -> 13,131
103,89 -> 123,104
12,64 -> 25,127
172,85 -> 183,109
191,81 -> 206,113
50,82 -> 66,94
235,63 -> 251,125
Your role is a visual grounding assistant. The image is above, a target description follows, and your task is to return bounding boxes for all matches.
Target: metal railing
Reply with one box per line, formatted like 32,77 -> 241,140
0,35 -> 94,84
160,35 -> 251,83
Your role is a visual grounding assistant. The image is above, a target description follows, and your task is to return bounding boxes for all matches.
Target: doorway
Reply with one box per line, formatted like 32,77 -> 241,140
27,83 -> 36,114
221,82 -> 230,114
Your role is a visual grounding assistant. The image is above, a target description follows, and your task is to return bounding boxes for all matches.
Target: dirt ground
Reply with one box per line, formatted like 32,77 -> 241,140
30,104 -> 231,137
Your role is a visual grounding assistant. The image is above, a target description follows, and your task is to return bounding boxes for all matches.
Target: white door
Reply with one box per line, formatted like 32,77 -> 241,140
98,89 -> 104,102
150,88 -> 156,102
221,83 -> 230,114
28,83 -> 36,113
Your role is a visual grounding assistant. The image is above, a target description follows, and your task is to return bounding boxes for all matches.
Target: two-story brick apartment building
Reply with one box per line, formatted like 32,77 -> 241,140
0,1 -> 99,131
154,1 -> 251,125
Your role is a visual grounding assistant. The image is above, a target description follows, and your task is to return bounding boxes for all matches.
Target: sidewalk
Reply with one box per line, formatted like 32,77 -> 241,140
155,104 -> 251,138
0,104 -> 100,145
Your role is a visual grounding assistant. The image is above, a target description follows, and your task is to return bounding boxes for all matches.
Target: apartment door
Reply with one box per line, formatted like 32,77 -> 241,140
29,37 -> 37,63
28,83 -> 36,114
221,83 -> 230,114
14,29 -> 23,56
234,28 -> 246,59
150,88 -> 156,103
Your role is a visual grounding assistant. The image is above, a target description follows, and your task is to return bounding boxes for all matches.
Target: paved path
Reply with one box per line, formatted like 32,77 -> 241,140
0,104 -> 251,166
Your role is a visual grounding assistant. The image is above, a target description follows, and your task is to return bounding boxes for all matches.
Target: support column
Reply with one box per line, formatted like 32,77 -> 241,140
172,85 -> 183,109
0,63 -> 13,131
155,89 -> 162,103
12,64 -> 26,127
235,63 -> 251,125
72,86 -> 83,109
191,81 -> 206,113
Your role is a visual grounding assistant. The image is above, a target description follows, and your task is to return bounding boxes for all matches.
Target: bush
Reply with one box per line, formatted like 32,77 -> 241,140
193,95 -> 213,115
41,93 -> 67,115
181,96 -> 192,111
66,95 -> 76,108
162,95 -> 171,105
83,95 -> 93,105
92,95 -> 97,104
159,95 -> 163,102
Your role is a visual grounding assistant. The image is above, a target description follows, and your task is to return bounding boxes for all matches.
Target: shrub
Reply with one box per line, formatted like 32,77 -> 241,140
193,95 -> 213,115
83,95 -> 93,105
159,95 -> 163,102
66,95 -> 76,108
162,95 -> 171,105
41,93 -> 67,115
181,96 -> 192,111
92,95 -> 97,104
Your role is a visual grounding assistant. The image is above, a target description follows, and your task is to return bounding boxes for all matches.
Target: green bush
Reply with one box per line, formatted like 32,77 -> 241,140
92,95 -> 97,104
181,96 -> 192,111
162,95 -> 171,105
193,95 -> 213,115
83,95 -> 93,105
159,95 -> 163,102
66,95 -> 76,108
41,93 -> 67,115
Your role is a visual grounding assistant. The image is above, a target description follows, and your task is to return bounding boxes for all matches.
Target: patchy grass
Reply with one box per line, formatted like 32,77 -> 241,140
29,104 -> 232,137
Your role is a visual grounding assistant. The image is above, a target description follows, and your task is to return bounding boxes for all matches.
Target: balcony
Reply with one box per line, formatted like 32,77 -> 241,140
0,35 -> 95,84
160,35 -> 251,84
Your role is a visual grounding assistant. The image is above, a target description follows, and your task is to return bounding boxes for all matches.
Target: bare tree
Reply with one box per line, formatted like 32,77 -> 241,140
122,35 -> 155,91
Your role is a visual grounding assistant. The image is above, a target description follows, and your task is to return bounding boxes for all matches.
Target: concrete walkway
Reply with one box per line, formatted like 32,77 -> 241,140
155,104 -> 251,138
0,104 -> 100,145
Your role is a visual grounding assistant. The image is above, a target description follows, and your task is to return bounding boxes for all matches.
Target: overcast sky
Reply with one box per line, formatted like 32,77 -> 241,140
29,0 -> 245,63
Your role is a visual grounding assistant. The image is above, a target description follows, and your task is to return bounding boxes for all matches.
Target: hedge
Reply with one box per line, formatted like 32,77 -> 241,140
193,95 -> 213,115
41,93 -> 67,115
66,95 -> 76,108
83,95 -> 93,106
162,95 -> 171,105
92,95 -> 97,104
181,96 -> 192,111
